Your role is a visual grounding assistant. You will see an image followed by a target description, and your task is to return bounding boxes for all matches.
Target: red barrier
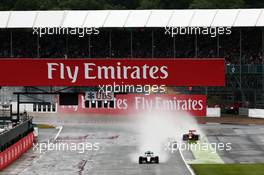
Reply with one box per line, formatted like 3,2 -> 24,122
0,132 -> 34,170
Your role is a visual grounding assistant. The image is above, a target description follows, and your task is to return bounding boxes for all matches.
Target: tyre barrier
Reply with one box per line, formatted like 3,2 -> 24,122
0,132 -> 34,170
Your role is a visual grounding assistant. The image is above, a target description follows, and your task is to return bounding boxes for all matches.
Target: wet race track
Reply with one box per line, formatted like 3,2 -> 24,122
204,124 -> 264,163
2,115 -> 193,175
2,114 -> 264,175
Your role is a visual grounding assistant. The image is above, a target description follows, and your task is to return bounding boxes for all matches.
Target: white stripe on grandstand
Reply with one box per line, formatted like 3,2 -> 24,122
0,9 -> 264,28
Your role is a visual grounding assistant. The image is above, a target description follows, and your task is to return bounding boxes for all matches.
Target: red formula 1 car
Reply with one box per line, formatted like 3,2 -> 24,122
182,130 -> 200,141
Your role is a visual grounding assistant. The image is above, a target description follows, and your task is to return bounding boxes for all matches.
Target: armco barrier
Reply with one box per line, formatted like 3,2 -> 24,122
249,109 -> 264,119
239,108 -> 249,116
0,118 -> 33,151
0,132 -> 33,170
206,107 -> 221,117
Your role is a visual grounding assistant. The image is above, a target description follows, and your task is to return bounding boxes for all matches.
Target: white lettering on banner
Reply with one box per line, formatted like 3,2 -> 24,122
84,63 -> 96,79
84,62 -> 168,80
47,62 -> 169,83
59,95 -> 205,115
85,91 -> 114,101
47,63 -> 79,83
47,63 -> 59,79
135,97 -> 204,111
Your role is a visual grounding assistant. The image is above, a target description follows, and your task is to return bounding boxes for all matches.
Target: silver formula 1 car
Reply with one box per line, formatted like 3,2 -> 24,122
139,151 -> 159,164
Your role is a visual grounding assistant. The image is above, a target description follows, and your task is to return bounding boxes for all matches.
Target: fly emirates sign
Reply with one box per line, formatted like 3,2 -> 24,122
58,94 -> 207,116
47,62 -> 168,83
0,59 -> 225,86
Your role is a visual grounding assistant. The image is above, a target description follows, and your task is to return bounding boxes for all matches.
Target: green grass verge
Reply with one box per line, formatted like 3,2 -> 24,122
191,164 -> 264,175
36,124 -> 55,129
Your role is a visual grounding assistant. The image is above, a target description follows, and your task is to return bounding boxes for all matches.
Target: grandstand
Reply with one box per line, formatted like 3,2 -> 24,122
0,9 -> 264,108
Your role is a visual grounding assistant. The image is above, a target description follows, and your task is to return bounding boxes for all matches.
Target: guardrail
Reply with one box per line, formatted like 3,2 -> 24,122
239,108 -> 249,116
248,109 -> 264,118
226,64 -> 263,74
239,107 -> 264,119
206,108 -> 221,117
0,117 -> 33,151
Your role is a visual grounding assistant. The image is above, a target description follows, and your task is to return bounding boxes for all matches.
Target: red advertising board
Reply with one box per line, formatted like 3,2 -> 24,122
58,94 -> 206,116
0,59 -> 225,86
0,132 -> 33,170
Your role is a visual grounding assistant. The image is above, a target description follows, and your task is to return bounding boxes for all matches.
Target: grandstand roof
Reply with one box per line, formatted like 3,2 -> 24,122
0,9 -> 264,28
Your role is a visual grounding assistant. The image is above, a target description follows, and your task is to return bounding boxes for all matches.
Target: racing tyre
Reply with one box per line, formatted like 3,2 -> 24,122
193,135 -> 199,141
155,156 -> 159,164
183,134 -> 188,141
139,157 -> 143,164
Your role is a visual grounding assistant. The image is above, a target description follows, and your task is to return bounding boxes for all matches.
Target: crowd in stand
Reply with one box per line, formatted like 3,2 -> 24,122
0,28 -> 262,62
0,28 -> 263,90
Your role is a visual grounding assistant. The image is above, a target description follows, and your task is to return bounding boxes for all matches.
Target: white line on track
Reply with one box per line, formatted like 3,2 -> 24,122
54,126 -> 63,140
178,146 -> 196,175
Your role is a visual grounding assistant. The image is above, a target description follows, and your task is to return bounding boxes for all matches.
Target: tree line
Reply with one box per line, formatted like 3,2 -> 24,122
0,0 -> 263,11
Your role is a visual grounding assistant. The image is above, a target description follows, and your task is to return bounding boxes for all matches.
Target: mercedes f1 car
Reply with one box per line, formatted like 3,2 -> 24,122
139,151 -> 159,164
182,130 -> 200,141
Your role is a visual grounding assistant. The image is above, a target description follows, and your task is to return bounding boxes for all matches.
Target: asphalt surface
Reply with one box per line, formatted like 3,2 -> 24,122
2,115 -> 264,174
2,115 -> 193,175
202,124 -> 264,163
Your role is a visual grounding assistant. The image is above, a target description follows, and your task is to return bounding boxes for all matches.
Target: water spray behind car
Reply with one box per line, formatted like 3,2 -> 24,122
130,97 -> 205,163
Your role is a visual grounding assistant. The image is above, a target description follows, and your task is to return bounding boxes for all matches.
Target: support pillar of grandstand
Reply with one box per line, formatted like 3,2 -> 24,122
37,34 -> 40,58
109,30 -> 112,58
239,29 -> 242,89
195,34 -> 198,58
10,30 -> 13,58
88,35 -> 91,58
130,30 -> 133,58
262,28 -> 264,95
65,34 -> 68,58
239,29 -> 246,106
217,34 -> 220,57
173,35 -> 176,58
151,30 -> 154,58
